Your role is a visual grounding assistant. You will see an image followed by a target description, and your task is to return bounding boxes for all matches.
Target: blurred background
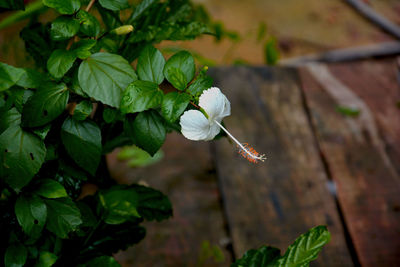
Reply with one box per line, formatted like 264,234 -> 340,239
1,1 -> 400,266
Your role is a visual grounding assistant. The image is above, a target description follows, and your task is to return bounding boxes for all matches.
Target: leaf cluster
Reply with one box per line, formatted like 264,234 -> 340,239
0,0 -> 214,266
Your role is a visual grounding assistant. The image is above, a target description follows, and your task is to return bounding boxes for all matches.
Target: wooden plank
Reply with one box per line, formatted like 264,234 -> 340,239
107,133 -> 231,267
210,67 -> 353,266
300,64 -> 400,266
328,59 -> 400,174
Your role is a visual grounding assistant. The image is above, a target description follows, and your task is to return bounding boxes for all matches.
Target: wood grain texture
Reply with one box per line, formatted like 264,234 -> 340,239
328,59 -> 400,175
107,133 -> 230,267
210,67 -> 353,266
300,64 -> 400,267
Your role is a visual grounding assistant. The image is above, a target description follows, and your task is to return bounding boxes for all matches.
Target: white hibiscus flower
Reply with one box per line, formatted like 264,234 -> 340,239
180,87 -> 266,163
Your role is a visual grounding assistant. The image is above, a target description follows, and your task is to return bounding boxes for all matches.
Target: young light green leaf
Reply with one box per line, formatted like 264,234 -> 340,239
78,52 -> 137,107
22,83 -> 69,127
163,51 -> 195,89
4,244 -> 27,267
47,49 -> 77,79
166,68 -> 187,91
0,107 -> 21,134
61,117 -> 102,175
120,80 -> 163,114
118,145 -> 163,167
32,124 -> 51,140
43,0 -> 80,15
274,226 -> 331,266
0,126 -> 46,191
137,45 -> 165,85
77,10 -> 101,37
99,186 -> 140,224
264,38 -> 279,66
335,106 -> 360,117
36,251 -> 58,267
45,198 -> 82,239
71,39 -> 96,59
161,92 -> 191,122
50,16 -> 80,41
0,62 -> 25,91
98,0 -> 129,11
231,246 -> 280,267
124,110 -> 166,156
15,195 -> 47,238
34,179 -> 68,198
85,256 -> 121,267
72,100 -> 93,121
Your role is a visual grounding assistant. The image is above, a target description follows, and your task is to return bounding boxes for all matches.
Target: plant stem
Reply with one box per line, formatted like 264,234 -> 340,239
85,0 -> 96,12
0,1 -> 46,30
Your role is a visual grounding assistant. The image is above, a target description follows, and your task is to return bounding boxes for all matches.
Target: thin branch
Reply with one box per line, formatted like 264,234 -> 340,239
85,0 -> 96,12
344,0 -> 400,40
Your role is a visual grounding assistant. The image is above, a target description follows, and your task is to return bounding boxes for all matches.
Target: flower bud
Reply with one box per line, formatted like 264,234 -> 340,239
110,25 -> 134,35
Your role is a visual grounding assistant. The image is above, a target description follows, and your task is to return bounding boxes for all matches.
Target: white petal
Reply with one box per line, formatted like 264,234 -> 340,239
180,110 -> 210,141
199,87 -> 231,120
205,122 -> 221,141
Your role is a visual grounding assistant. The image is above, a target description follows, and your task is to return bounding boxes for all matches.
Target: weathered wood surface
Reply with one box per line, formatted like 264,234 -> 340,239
108,59 -> 400,266
210,67 -> 353,266
300,61 -> 400,266
108,133 -> 231,267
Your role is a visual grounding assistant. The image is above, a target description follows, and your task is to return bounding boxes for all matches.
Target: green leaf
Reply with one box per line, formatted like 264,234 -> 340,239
4,244 -> 27,267
71,39 -> 96,59
97,4 -> 122,31
61,117 -> 101,175
77,10 -> 101,37
98,0 -> 128,11
117,145 -> 163,168
99,186 -> 140,224
137,45 -> 165,85
0,62 -> 25,91
120,80 -> 163,114
34,179 -> 68,198
16,68 -> 48,89
0,126 -> 46,190
165,67 -> 187,91
127,21 -> 208,43
73,100 -> 93,121
161,92 -> 191,122
187,74 -> 213,97
78,52 -> 137,107
15,195 -> 47,238
128,0 -> 157,23
20,23 -> 54,69
264,38 -> 279,66
45,198 -> 82,238
125,110 -> 166,156
22,83 -> 69,127
35,251 -> 58,267
232,246 -> 280,267
47,49 -> 77,79
32,124 -> 51,140
50,16 -> 80,41
133,185 -> 172,221
274,226 -> 331,267
0,107 -> 21,134
163,51 -> 195,89
0,0 -> 24,11
7,87 -> 33,113
42,0 -> 80,15
335,106 -> 360,117
102,107 -> 118,123
85,256 -> 121,267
